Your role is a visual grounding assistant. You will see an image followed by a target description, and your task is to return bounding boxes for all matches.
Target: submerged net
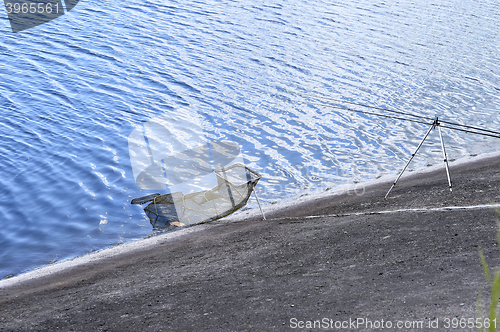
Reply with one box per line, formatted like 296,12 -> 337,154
131,163 -> 261,229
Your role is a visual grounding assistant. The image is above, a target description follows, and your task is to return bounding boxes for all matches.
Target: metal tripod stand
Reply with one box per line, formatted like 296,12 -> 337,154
385,117 -> 452,199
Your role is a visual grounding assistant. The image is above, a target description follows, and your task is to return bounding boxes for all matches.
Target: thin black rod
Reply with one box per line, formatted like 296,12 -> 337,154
439,125 -> 500,139
288,98 -> 500,139
284,91 -> 500,137
436,119 -> 500,136
305,101 -> 432,126
291,91 -> 435,122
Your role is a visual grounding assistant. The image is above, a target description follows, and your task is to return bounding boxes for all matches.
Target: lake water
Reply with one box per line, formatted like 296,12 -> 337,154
0,0 -> 499,278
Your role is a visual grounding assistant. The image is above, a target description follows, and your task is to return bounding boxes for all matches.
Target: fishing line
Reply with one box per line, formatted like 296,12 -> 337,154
438,124 -> 500,139
278,91 -> 500,139
274,96 -> 435,126
288,91 -> 436,122
438,120 -> 500,136
276,89 -> 500,198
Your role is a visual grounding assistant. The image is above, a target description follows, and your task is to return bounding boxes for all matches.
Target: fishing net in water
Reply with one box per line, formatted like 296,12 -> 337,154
131,163 -> 262,229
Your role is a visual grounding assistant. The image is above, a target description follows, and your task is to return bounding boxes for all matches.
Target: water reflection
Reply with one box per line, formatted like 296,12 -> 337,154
129,110 -> 261,229
131,163 -> 261,229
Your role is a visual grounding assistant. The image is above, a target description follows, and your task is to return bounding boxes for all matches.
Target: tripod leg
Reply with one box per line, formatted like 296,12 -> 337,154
437,124 -> 452,192
385,122 -> 435,199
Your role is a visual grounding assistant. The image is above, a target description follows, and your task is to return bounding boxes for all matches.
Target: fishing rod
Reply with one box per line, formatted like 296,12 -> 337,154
286,91 -> 500,138
280,90 -> 500,197
304,101 -> 431,126
299,100 -> 500,139
291,91 -> 436,122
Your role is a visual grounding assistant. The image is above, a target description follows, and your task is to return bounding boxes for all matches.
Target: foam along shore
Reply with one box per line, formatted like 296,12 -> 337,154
227,149 -> 500,221
0,223 -> 213,289
2,151 -> 500,331
2,150 -> 500,289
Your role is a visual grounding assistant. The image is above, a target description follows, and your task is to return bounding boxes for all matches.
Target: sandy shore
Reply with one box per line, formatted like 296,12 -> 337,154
1,152 -> 500,331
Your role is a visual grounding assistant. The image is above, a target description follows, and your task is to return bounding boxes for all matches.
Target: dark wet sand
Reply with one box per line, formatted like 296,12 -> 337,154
2,153 -> 500,331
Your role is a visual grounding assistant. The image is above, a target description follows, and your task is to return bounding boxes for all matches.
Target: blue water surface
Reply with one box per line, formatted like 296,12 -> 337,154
0,0 -> 499,278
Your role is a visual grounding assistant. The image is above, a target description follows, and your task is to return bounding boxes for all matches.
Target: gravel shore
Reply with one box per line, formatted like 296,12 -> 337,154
2,153 -> 500,331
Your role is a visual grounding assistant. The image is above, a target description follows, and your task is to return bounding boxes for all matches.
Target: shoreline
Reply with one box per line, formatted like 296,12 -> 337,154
2,149 -> 500,330
225,149 -> 500,221
2,150 -> 500,289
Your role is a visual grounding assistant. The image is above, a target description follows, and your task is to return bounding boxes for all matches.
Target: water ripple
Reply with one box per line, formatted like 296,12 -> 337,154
0,0 -> 499,277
